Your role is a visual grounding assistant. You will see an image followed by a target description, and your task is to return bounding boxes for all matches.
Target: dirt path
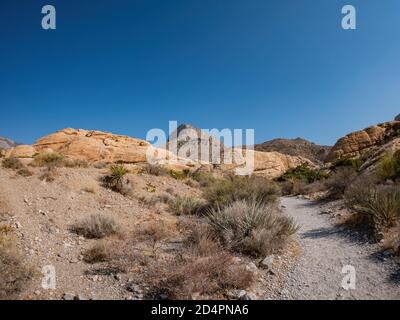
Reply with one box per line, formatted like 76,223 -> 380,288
279,197 -> 399,300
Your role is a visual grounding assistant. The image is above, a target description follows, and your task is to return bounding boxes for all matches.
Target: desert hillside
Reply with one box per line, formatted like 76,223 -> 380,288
254,138 -> 331,163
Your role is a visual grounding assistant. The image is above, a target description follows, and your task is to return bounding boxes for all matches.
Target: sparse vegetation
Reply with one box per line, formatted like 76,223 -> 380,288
332,157 -> 364,171
345,180 -> 400,232
2,157 -> 23,170
144,251 -> 254,300
71,214 -> 120,239
32,152 -> 64,167
204,175 -> 279,209
144,164 -> 169,176
102,164 -> 132,196
377,150 -> 400,181
168,196 -> 205,216
323,167 -> 357,200
63,158 -> 89,168
39,165 -> 58,182
16,168 -> 33,177
83,242 -> 111,263
207,200 -> 298,256
0,224 -> 34,299
276,164 -> 327,184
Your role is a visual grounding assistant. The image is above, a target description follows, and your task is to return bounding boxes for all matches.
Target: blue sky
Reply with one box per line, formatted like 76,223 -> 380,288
0,0 -> 399,146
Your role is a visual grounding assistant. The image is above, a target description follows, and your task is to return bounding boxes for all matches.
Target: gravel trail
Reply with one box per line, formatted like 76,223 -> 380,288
279,197 -> 399,300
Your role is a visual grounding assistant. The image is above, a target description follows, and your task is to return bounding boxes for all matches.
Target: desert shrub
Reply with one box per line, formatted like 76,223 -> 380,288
2,158 -> 23,170
0,225 -> 34,299
63,158 -> 89,168
102,164 -> 132,195
191,171 -> 217,188
145,252 -> 254,300
144,164 -> 169,176
276,164 -> 327,184
207,200 -> 298,256
32,152 -> 64,167
204,175 -> 279,209
345,180 -> 400,231
185,223 -> 221,257
323,167 -> 357,200
168,196 -> 206,216
378,151 -> 400,181
333,157 -> 364,171
71,214 -> 120,239
83,242 -> 111,263
169,169 -> 190,180
137,221 -> 171,242
38,165 -> 57,182
16,168 -> 33,177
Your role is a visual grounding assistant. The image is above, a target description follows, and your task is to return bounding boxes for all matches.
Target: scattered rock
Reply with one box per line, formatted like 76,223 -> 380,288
62,293 -> 75,300
261,255 -> 274,270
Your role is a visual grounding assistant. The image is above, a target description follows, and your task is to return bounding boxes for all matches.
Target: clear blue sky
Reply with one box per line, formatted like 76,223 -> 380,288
1,0 -> 399,146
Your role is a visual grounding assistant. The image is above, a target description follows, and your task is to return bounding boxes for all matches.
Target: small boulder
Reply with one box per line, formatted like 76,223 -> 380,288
261,255 -> 274,270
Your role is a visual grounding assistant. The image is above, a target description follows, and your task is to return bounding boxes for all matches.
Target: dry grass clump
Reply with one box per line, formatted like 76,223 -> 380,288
2,158 -> 23,170
168,196 -> 206,216
144,164 -> 169,176
136,221 -> 171,242
63,158 -> 89,168
38,165 -> 58,182
204,175 -> 279,209
83,242 -> 111,263
16,168 -> 33,177
71,214 -> 120,239
144,251 -> 254,300
0,224 -> 35,299
101,164 -> 132,196
32,152 -> 64,167
345,180 -> 400,232
207,200 -> 298,256
323,167 -> 357,200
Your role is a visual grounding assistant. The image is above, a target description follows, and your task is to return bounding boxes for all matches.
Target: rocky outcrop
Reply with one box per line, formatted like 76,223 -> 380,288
254,138 -> 331,163
325,121 -> 400,163
4,127 -> 312,179
395,114 -> 400,121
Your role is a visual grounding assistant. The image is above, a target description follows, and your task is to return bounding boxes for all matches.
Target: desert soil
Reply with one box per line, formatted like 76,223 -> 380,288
279,197 -> 400,300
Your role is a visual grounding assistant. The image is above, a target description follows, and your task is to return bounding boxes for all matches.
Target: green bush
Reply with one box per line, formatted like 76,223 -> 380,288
204,175 -> 279,209
102,164 -> 132,195
332,158 -> 364,171
378,151 -> 400,181
276,164 -> 327,184
207,200 -> 298,256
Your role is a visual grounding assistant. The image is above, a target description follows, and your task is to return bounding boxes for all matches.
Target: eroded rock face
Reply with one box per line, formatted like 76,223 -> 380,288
34,128 -> 151,163
5,145 -> 36,158
325,121 -> 400,163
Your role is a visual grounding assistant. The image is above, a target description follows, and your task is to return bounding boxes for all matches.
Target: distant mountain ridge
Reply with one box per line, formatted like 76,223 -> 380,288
254,138 -> 331,163
0,136 -> 18,149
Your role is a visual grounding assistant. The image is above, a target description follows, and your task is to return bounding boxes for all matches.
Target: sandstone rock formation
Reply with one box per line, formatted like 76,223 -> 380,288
325,121 -> 400,163
4,127 -> 312,179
